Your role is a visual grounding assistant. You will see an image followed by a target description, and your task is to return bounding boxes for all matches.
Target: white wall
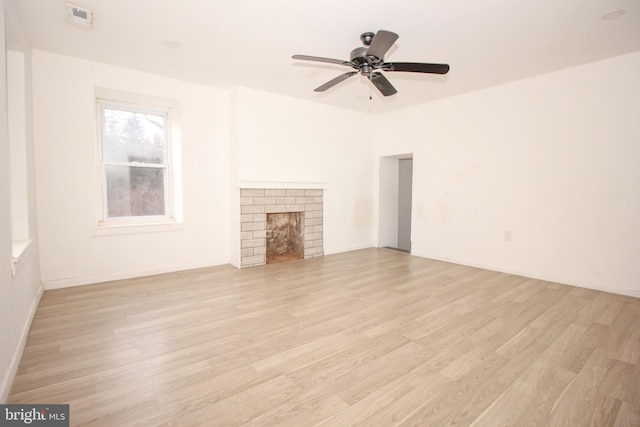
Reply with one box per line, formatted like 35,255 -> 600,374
32,51 -> 230,288
1,0 -> 43,402
230,86 -> 375,258
375,51 -> 640,297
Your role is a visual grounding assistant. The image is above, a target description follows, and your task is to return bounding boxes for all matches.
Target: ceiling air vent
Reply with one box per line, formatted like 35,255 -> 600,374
65,3 -> 93,29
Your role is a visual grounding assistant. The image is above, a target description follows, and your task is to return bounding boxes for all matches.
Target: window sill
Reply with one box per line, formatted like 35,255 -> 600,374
12,239 -> 35,277
91,221 -> 184,237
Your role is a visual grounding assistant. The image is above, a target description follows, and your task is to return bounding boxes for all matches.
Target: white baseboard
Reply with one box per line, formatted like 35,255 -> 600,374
229,257 -> 240,269
413,251 -> 640,299
0,282 -> 44,403
43,259 -> 230,290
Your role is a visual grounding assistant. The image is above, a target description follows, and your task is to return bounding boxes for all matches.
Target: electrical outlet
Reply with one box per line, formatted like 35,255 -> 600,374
504,230 -> 512,242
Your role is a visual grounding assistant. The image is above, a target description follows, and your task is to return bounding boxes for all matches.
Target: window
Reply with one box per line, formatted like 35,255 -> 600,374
98,101 -> 173,223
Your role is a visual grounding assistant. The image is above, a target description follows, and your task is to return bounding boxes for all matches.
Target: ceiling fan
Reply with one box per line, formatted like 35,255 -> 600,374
292,30 -> 450,97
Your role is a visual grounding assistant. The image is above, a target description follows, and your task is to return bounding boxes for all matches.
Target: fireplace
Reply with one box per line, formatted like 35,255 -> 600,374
240,188 -> 323,268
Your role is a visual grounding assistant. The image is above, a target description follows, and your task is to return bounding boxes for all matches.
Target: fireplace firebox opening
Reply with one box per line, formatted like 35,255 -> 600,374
266,212 -> 303,264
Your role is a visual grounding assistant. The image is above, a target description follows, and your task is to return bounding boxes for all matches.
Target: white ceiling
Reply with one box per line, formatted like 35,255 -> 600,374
13,0 -> 640,114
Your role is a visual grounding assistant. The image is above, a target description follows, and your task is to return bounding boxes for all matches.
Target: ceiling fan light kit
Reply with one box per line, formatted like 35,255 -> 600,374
292,30 -> 450,97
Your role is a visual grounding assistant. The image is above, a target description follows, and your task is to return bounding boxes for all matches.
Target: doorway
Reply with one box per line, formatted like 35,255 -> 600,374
378,154 -> 413,253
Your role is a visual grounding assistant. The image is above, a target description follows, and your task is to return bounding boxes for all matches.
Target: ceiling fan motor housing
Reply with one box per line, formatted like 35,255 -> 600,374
350,46 -> 385,76
350,47 -> 372,75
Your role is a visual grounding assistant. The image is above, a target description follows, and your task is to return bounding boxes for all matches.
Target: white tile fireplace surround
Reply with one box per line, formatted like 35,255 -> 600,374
240,188 -> 324,268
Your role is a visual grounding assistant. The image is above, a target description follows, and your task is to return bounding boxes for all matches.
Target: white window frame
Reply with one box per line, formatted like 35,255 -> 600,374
96,95 -> 180,228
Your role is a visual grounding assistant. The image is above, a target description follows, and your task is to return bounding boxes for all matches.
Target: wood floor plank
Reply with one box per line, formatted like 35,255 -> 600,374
469,364 -> 575,427
615,402 -> 640,427
548,348 -> 618,426
395,351 -> 513,426
7,248 -> 640,426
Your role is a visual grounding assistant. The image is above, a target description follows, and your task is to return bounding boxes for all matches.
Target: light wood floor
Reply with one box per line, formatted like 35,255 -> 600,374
8,249 -> 640,426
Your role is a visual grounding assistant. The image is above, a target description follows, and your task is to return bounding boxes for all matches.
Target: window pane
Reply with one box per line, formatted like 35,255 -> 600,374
103,108 -> 166,164
105,165 -> 166,217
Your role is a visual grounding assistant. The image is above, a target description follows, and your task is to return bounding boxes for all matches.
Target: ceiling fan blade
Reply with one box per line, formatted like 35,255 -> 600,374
366,30 -> 399,60
314,71 -> 358,92
292,54 -> 354,68
382,62 -> 450,74
370,72 -> 397,97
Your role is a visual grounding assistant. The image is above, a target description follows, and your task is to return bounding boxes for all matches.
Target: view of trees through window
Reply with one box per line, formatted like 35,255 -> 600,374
101,105 -> 169,218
